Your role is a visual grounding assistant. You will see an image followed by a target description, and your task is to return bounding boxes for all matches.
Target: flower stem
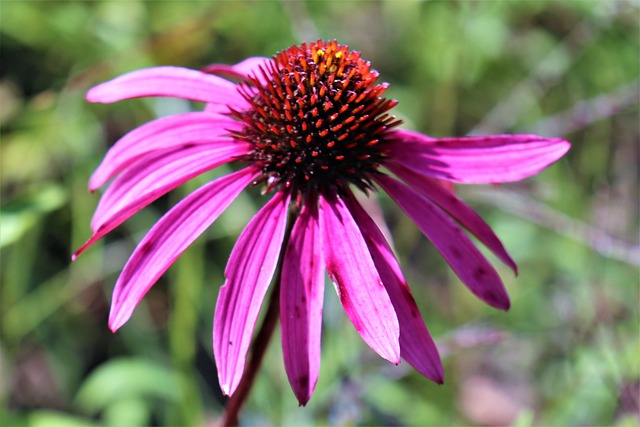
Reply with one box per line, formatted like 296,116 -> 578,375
221,205 -> 299,426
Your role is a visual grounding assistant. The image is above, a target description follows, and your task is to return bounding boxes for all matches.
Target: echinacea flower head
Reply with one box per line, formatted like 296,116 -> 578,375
78,40 -> 570,406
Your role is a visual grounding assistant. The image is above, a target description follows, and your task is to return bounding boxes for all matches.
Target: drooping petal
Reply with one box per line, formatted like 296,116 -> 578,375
86,66 -> 247,111
89,112 -> 242,190
281,200 -> 324,406
320,194 -> 400,364
214,190 -> 291,396
73,142 -> 251,259
376,174 -> 510,310
202,56 -> 273,85
388,164 -> 518,274
387,130 -> 570,184
108,166 -> 260,331
91,142 -> 250,232
344,193 -> 443,383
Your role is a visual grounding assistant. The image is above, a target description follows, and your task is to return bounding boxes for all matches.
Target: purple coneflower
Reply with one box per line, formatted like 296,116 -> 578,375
77,40 -> 569,406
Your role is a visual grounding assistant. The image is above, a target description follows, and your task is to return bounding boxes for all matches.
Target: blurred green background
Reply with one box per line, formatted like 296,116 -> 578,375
1,1 -> 638,426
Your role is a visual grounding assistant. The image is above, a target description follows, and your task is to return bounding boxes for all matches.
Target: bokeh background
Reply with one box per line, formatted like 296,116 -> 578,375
1,1 -> 638,426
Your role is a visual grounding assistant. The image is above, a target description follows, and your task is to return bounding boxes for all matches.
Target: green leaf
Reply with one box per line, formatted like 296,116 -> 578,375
0,184 -> 68,248
74,358 -> 179,414
27,410 -> 101,427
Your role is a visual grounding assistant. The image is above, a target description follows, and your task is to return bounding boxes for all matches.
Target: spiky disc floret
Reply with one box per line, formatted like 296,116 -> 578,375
232,40 -> 402,197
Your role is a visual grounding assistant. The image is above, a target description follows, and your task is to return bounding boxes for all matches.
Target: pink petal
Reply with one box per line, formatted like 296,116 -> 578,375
202,56 -> 272,85
376,174 -> 510,310
281,200 -> 325,406
91,142 -> 249,231
89,112 -> 242,190
86,66 -> 246,111
108,166 -> 259,331
388,130 -> 570,184
320,194 -> 400,364
344,193 -> 443,383
214,190 -> 291,396
388,164 -> 518,274
73,142 -> 250,259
